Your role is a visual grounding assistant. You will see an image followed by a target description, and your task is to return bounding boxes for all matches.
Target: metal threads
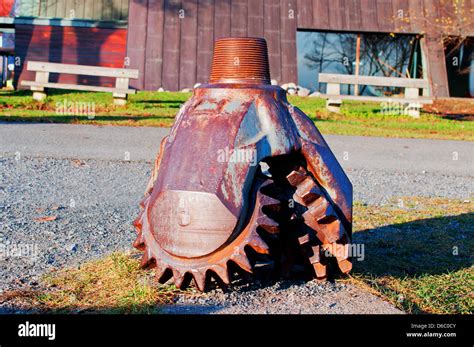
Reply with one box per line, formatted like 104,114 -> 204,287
209,37 -> 271,84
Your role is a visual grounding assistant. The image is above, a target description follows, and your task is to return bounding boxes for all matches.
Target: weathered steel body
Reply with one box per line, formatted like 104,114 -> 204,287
134,38 -> 353,291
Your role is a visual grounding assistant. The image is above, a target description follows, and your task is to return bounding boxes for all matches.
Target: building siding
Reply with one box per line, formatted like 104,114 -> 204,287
124,0 -> 472,96
16,0 -> 129,21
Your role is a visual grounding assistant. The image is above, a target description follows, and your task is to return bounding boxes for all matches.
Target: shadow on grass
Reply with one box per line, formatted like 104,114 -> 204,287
353,212 -> 473,277
441,114 -> 474,121
133,100 -> 184,107
0,114 -> 176,124
352,212 -> 473,313
0,89 -> 32,97
0,89 -> 108,97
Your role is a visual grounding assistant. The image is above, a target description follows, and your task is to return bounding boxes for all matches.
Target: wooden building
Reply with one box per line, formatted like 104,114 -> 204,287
1,0 -> 129,87
127,0 -> 473,97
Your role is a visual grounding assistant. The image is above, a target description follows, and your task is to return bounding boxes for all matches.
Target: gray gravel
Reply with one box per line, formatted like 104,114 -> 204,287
348,167 -> 473,204
0,157 -> 149,292
162,280 -> 402,314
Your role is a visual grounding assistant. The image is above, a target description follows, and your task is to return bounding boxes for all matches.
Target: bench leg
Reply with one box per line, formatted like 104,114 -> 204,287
32,91 -> 47,101
32,71 -> 50,102
114,77 -> 130,106
326,83 -> 342,113
113,97 -> 127,106
405,88 -> 421,118
326,99 -> 342,113
113,93 -> 127,106
407,103 -> 420,118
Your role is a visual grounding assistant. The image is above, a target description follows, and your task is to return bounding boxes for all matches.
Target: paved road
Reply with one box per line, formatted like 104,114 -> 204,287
1,123 -> 472,175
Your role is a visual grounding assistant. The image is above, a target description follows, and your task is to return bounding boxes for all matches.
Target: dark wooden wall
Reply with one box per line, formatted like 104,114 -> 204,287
16,0 -> 130,20
15,24 -> 128,88
127,0 -> 473,97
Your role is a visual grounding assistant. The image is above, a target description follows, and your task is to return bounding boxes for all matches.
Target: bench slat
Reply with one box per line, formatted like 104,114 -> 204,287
21,81 -> 136,94
319,73 -> 429,89
26,61 -> 139,79
318,94 -> 433,104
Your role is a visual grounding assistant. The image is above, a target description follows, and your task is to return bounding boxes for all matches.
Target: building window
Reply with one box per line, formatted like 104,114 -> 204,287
445,37 -> 473,98
297,30 -> 423,96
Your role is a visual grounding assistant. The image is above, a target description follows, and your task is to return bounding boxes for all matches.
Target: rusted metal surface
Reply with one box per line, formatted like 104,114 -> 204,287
210,37 -> 270,84
134,37 -> 353,291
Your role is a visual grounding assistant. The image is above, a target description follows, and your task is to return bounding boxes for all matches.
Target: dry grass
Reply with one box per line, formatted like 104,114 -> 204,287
1,252 -> 184,314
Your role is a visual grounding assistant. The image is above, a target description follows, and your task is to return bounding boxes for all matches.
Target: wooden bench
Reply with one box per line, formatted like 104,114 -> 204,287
318,73 -> 433,117
21,61 -> 139,105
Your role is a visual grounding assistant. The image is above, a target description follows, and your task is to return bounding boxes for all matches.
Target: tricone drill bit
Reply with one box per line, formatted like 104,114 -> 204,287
134,37 -> 353,291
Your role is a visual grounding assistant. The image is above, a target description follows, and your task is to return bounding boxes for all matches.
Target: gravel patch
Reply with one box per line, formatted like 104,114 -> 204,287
1,155 -> 471,313
0,156 -> 149,292
162,280 -> 402,314
348,167 -> 473,204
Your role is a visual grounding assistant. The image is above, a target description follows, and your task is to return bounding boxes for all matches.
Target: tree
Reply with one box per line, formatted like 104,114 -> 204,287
394,0 -> 473,53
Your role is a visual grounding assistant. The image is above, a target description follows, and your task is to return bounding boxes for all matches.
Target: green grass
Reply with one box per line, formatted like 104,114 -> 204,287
0,90 -> 190,127
348,197 -> 474,314
1,89 -> 473,141
291,97 -> 474,141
